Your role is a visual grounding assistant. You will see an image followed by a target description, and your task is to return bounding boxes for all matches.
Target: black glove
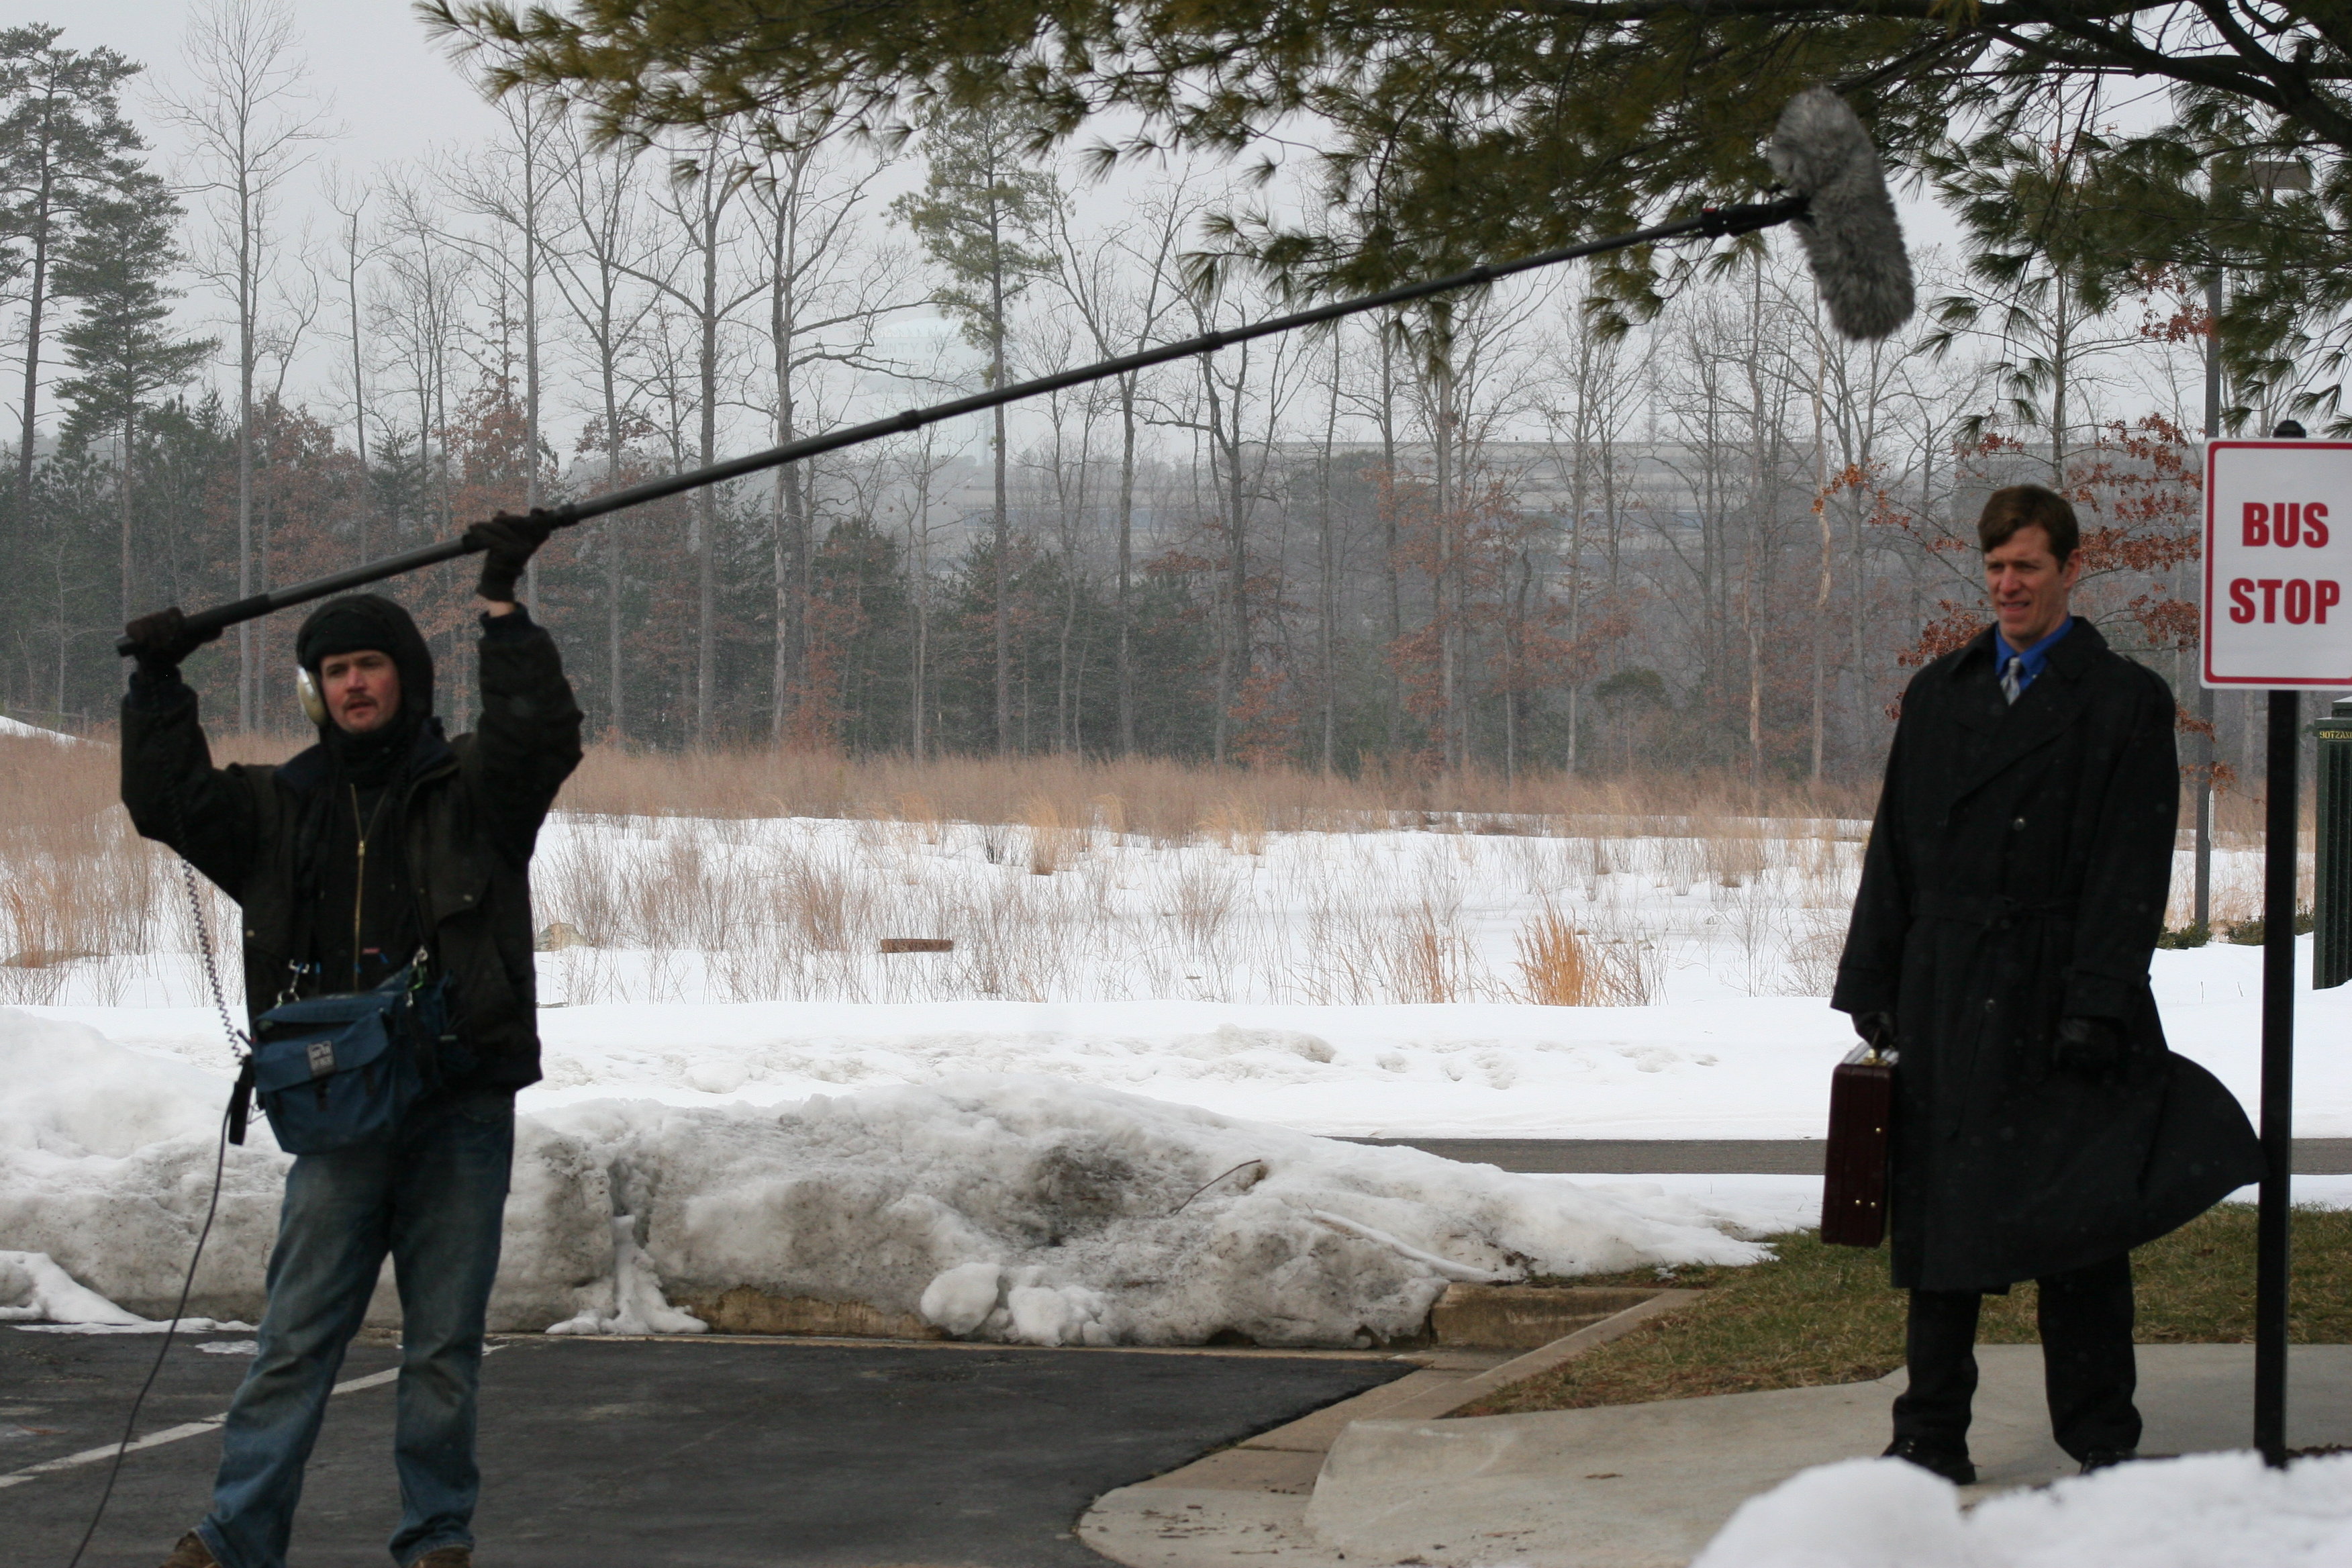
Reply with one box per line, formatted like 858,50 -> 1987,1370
122,607 -> 222,675
1852,1010 -> 1898,1057
463,509 -> 556,603
2052,1016 -> 2134,1079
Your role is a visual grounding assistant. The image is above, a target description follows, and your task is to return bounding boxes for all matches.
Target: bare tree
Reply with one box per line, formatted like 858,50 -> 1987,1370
445,80 -> 558,596
160,0 -> 326,730
546,122 -> 660,738
1048,181 -> 1193,755
1160,257 -> 1311,764
320,164 -> 388,559
1542,301 -> 1646,774
743,131 -> 910,742
880,417 -> 958,761
1016,312 -> 1114,752
626,130 -> 762,744
1331,312 -> 1410,747
1398,285 -> 1549,770
373,176 -> 473,542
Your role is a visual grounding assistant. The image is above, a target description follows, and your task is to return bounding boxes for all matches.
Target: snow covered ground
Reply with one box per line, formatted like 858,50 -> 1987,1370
20,936 -> 2343,1141
0,716 -> 75,744
0,818 -> 2323,1343
1696,1451 -> 2352,1567
3,818 -> 2319,1137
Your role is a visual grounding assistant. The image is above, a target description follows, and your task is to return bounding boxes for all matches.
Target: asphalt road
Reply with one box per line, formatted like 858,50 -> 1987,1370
1346,1137 -> 2352,1174
6,1331 -> 1408,1568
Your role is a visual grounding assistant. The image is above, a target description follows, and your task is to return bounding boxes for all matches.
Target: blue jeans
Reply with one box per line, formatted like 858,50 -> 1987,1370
199,1089 -> 513,1568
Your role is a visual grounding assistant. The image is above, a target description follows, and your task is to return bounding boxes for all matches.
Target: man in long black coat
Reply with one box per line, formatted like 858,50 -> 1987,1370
1834,483 -> 2260,1485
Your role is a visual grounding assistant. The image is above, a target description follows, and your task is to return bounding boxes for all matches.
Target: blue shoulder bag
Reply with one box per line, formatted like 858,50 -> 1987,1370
250,959 -> 462,1155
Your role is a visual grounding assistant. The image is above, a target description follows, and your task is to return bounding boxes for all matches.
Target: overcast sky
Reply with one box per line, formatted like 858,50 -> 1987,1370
13,1 -> 507,171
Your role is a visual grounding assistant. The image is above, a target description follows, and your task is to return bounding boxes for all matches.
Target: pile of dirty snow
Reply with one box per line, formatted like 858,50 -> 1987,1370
0,1010 -> 293,1322
1696,1452 -> 2352,1568
1,1007 -> 1770,1342
1,1248 -> 152,1324
527,1077 -> 1770,1345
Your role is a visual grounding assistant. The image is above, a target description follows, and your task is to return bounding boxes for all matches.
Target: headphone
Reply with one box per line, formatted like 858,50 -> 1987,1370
295,665 -> 327,727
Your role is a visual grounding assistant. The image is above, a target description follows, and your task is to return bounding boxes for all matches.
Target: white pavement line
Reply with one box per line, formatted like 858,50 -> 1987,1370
0,1365 -> 403,1490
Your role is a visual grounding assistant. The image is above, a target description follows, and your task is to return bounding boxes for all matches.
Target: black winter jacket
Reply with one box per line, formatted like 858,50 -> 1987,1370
121,611 -> 583,1090
1833,620 -> 2260,1290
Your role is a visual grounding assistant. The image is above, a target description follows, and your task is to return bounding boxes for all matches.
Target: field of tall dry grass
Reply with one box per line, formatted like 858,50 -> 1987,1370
0,730 -> 2295,1012
552,745 -> 1884,838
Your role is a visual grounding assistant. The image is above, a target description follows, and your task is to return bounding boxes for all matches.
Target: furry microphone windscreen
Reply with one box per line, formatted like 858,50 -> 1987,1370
1767,89 -> 1915,341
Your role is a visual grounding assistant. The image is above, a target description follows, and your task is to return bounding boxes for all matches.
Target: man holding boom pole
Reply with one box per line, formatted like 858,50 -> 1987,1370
119,516 -> 579,1568
82,83 -> 1917,1563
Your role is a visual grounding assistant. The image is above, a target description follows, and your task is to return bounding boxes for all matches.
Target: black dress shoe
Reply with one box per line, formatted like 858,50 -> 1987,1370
1883,1435 -> 1977,1485
2077,1447 -> 2138,1474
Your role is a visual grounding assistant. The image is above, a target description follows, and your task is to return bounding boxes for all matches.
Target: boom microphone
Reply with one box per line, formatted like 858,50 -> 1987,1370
1768,87 -> 1915,341
120,91 -> 1912,654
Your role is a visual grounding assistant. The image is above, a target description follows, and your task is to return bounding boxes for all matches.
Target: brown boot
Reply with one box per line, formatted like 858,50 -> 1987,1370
407,1549 -> 473,1568
160,1533 -> 219,1568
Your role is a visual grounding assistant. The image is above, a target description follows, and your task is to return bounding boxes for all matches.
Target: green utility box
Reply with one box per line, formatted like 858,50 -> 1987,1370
2314,697 -> 2352,990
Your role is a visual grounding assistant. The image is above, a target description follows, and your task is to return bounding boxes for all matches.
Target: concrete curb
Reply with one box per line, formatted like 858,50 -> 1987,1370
1079,1289 -> 1696,1568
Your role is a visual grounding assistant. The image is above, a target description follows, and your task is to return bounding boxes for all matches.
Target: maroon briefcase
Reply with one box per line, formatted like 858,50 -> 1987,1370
1820,1043 -> 1894,1246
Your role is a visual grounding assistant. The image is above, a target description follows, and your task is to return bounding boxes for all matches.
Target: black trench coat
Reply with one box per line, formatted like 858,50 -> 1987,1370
1833,620 -> 2261,1291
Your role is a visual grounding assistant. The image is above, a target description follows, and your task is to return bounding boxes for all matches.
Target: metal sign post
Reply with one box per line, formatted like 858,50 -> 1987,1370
2202,427 -> 2352,1464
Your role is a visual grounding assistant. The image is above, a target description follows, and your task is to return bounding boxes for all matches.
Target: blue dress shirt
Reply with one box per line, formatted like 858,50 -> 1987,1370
1995,616 -> 2074,697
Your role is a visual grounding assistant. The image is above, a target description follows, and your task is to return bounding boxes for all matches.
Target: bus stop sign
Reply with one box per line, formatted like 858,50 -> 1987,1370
2205,439 -> 2352,687
2205,428 -> 2343,1467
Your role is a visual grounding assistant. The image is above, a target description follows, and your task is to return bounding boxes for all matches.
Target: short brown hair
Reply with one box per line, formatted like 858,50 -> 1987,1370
1977,484 -> 2079,562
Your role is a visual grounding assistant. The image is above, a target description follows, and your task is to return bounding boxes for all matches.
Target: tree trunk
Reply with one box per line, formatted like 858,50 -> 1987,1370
14,115 -> 55,530
1116,376 -> 1136,756
119,411 -> 134,625
236,162 -> 256,734
1318,333 -> 1340,772
910,449 -> 933,762
1422,322 -> 1463,771
771,222 -> 803,743
991,258 -> 1012,755
1811,322 -> 1829,783
1375,324 -> 1406,754
522,130 -> 544,605
695,197 -> 719,745
345,209 -> 371,562
1226,374 -> 1248,767
602,340 -> 626,740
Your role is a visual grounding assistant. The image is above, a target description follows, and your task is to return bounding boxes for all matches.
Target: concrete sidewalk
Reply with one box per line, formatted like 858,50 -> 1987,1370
1082,1344 -> 2352,1568
1345,1137 -> 2352,1175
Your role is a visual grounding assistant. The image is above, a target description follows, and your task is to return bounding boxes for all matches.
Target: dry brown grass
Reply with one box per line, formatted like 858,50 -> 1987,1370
1392,900 -> 1467,1003
0,733 -> 239,1004
552,746 -> 1881,840
1511,901 -> 1669,1008
1021,795 -> 1084,876
1515,904 -> 1591,1006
